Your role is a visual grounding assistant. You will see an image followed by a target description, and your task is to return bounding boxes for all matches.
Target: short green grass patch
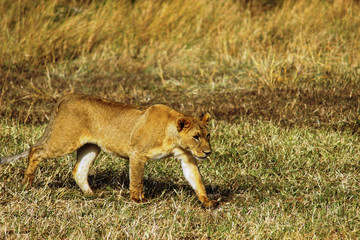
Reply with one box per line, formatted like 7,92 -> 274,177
1,120 -> 360,238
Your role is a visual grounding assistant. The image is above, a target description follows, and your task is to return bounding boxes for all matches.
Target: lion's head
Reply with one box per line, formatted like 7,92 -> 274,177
176,113 -> 212,160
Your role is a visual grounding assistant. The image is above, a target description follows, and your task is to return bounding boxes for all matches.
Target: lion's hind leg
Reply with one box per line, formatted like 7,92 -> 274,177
23,146 -> 47,186
23,137 -> 85,188
72,143 -> 101,195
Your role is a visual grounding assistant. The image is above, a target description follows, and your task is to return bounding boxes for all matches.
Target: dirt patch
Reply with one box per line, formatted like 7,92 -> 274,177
1,75 -> 360,132
199,87 -> 360,130
146,87 -> 360,132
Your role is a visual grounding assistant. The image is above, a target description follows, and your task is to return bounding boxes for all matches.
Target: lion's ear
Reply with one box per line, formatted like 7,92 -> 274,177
176,118 -> 192,132
201,113 -> 211,125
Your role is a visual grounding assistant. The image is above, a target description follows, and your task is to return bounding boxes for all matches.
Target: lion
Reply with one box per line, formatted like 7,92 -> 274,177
0,94 -> 218,208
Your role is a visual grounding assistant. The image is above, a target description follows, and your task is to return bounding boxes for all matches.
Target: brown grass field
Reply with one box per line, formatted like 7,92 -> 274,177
1,0 -> 360,239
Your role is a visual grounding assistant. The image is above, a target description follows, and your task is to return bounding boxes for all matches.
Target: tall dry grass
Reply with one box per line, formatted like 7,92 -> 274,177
1,0 -> 359,88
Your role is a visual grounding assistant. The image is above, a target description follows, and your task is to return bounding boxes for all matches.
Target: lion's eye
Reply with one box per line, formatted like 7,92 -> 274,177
206,133 -> 210,140
193,135 -> 199,141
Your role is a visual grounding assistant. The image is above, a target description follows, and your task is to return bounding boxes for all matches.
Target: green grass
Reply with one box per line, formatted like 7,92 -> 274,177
1,120 -> 360,239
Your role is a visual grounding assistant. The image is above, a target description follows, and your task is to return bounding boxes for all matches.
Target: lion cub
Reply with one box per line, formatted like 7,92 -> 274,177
0,94 -> 217,208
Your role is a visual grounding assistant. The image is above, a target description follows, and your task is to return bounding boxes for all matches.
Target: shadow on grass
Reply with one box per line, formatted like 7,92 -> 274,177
88,169 -> 240,202
35,164 -> 279,206
45,168 -> 240,202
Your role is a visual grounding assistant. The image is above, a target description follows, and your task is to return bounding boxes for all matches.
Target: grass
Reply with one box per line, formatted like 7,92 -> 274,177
1,120 -> 360,238
1,0 -> 360,238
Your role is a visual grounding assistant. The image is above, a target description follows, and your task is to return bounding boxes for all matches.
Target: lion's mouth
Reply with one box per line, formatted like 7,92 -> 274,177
194,155 -> 207,160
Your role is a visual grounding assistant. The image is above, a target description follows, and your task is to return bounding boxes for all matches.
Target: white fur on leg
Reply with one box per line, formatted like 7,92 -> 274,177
73,144 -> 100,194
179,152 -> 207,197
181,158 -> 199,191
180,155 -> 213,206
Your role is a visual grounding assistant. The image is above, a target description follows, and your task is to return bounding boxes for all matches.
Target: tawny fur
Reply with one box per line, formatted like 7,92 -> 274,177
0,94 -> 217,208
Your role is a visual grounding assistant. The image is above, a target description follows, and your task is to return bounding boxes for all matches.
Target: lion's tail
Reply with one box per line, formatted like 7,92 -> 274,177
0,149 -> 29,164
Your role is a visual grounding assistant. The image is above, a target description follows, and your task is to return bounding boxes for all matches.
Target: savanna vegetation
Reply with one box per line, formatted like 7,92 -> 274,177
1,0 -> 360,238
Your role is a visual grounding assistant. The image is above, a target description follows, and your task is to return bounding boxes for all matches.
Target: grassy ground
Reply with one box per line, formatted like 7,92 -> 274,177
2,121 -> 360,238
1,0 -> 360,239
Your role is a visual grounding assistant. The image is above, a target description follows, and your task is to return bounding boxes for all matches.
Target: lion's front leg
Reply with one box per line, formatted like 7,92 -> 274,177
129,156 -> 147,202
180,154 -> 218,208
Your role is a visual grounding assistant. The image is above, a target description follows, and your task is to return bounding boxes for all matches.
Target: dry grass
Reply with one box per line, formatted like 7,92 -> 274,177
1,0 -> 359,85
1,0 -> 360,125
